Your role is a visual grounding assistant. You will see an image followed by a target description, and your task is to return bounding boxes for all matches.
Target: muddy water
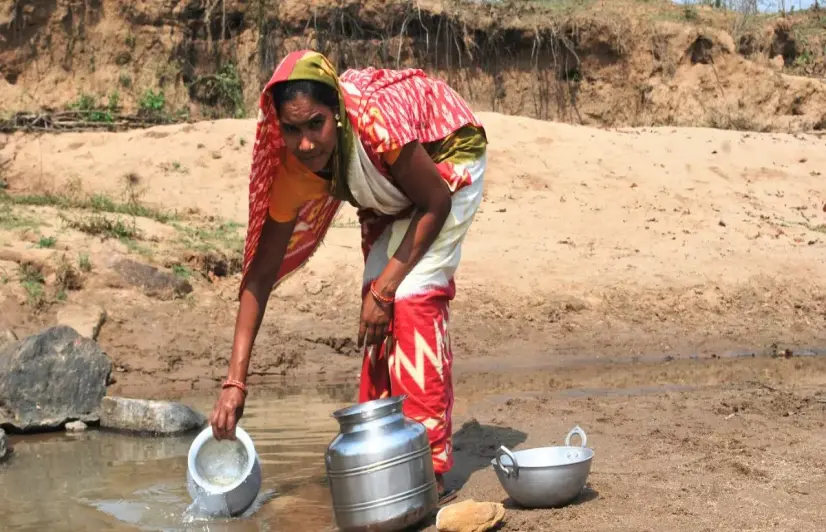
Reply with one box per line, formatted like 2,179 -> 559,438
0,385 -> 358,532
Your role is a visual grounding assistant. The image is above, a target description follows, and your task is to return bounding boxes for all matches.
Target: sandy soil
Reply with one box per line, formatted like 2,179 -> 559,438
2,112 -> 826,529
440,356 -> 826,532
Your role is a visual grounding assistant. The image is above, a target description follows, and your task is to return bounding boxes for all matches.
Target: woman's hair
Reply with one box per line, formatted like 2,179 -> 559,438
271,79 -> 338,116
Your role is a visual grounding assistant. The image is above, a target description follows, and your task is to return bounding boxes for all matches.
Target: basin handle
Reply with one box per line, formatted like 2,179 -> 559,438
565,425 -> 588,448
494,445 -> 519,478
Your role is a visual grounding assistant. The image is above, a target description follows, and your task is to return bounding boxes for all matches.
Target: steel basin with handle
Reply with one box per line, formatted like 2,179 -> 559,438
491,425 -> 594,509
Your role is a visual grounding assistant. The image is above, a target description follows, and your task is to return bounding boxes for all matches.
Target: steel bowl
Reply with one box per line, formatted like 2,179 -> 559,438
491,425 -> 594,508
186,425 -> 262,517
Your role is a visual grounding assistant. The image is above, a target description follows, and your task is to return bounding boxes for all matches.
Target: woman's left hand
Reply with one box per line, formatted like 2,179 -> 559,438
358,288 -> 394,348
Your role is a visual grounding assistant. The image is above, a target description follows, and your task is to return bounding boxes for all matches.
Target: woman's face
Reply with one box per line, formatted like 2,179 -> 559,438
277,93 -> 338,173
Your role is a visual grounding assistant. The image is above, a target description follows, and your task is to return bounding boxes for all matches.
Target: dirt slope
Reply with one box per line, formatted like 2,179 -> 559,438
2,0 -> 826,132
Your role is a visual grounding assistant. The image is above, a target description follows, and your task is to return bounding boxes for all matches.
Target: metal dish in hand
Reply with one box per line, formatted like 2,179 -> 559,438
491,425 -> 594,508
186,425 -> 262,517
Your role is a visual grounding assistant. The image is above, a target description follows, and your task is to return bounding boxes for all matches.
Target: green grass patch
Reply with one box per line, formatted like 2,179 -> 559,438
60,213 -> 140,240
526,0 -> 597,11
809,224 -> 826,234
0,190 -> 176,224
172,264 -> 192,279
37,235 -> 56,248
22,280 -> 46,307
174,220 -> 244,253
120,236 -> 154,258
19,262 -> 44,284
68,91 -> 120,123
18,262 -> 46,308
78,253 -> 92,272
0,207 -> 40,230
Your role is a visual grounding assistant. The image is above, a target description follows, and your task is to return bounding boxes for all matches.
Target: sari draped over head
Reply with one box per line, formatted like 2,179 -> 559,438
239,50 -> 485,297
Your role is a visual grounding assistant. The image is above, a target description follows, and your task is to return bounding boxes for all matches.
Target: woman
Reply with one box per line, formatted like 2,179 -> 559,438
209,50 -> 487,503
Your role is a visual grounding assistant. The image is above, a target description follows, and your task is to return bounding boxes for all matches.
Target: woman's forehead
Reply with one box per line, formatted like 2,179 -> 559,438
279,96 -> 330,125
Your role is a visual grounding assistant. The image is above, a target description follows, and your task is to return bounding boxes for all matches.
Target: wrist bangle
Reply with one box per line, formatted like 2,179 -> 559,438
370,280 -> 395,306
222,378 -> 248,396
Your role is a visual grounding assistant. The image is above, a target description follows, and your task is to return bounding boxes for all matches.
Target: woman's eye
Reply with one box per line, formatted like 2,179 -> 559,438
282,124 -> 298,134
309,118 -> 324,130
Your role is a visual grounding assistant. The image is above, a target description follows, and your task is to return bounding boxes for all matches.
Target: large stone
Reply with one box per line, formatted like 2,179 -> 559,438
0,428 -> 7,460
112,259 -> 193,300
56,304 -> 107,340
100,396 -> 207,435
0,326 -> 113,432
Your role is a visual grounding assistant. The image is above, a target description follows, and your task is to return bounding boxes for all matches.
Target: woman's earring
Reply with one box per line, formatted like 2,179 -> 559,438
335,114 -> 342,128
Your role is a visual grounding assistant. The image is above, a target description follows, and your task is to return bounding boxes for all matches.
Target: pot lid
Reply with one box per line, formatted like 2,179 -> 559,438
331,395 -> 406,425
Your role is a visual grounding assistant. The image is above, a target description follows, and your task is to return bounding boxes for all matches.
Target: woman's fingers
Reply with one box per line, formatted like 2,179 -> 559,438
358,318 -> 367,348
210,407 -> 220,438
364,323 -> 374,346
213,408 -> 226,439
358,293 -> 393,348
225,409 -> 237,440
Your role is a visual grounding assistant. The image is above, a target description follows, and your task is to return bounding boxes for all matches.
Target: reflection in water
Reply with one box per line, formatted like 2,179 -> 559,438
0,389 -> 354,531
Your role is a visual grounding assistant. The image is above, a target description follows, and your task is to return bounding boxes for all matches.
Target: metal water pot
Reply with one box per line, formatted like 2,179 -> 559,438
325,395 -> 439,532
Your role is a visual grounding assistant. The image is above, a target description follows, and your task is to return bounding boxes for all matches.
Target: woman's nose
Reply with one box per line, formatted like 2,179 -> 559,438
298,135 -> 314,152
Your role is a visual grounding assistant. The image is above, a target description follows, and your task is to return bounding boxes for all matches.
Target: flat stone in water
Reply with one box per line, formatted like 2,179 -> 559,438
0,388 -> 343,531
100,396 -> 206,435
65,420 -> 88,432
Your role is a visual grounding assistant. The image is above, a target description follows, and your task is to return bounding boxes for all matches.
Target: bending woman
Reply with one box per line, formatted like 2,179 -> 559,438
209,50 -> 487,502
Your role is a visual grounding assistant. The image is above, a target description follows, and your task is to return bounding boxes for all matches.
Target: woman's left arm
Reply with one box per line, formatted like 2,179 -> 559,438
357,140 -> 452,348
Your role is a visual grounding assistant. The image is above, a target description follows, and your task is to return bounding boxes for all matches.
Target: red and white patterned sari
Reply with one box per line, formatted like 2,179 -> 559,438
241,51 -> 487,475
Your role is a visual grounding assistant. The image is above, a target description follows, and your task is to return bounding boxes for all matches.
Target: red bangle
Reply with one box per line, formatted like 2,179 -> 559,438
222,378 -> 248,396
370,281 -> 394,306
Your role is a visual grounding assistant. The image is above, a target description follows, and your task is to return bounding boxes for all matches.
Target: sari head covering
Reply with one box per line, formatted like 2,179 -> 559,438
240,51 -> 350,296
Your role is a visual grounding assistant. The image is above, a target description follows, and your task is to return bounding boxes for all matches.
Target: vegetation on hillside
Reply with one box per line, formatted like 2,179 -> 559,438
0,0 -> 824,131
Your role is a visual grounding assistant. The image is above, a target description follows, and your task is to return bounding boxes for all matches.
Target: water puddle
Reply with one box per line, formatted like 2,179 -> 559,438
0,386 -> 356,531
4,345 -> 817,531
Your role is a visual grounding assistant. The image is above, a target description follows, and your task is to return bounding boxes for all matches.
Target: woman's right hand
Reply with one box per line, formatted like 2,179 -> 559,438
209,217 -> 294,440
210,386 -> 246,440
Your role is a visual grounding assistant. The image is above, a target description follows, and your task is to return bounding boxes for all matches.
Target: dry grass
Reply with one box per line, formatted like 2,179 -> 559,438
59,213 -> 140,240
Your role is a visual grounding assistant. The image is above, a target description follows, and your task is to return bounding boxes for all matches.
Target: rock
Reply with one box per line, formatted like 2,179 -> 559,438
0,326 -> 113,432
0,428 -> 7,460
100,396 -> 207,435
65,420 -> 87,432
112,259 -> 193,300
56,305 -> 107,340
0,329 -> 17,351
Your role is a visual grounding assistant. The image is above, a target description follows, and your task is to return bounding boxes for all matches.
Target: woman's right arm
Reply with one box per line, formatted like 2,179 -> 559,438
210,216 -> 296,440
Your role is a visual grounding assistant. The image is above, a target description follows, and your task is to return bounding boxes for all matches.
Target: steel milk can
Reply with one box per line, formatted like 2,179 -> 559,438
325,395 -> 439,531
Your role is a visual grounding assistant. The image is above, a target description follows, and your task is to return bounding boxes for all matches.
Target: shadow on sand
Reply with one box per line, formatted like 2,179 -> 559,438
502,483 -> 600,510
402,420 -> 528,530
445,419 -> 528,493
409,420 -> 599,530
